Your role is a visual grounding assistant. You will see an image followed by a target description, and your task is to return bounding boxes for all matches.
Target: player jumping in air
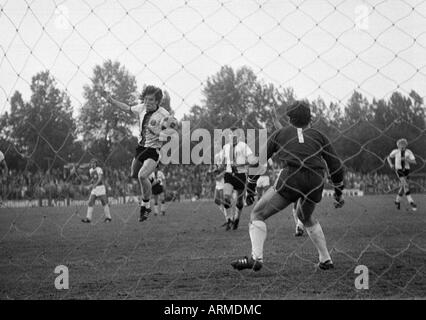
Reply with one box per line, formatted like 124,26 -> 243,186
231,101 -> 345,272
387,138 -> 417,211
104,85 -> 171,222
217,128 -> 258,231
82,159 -> 112,223
149,166 -> 167,216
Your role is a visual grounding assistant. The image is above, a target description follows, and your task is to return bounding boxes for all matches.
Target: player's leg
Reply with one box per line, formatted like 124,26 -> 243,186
297,197 -> 333,269
82,194 -> 96,223
231,187 -> 292,271
214,188 -> 227,223
159,192 -> 166,215
292,200 -> 304,236
232,188 -> 245,230
99,195 -> 112,222
138,158 -> 158,221
223,180 -> 235,230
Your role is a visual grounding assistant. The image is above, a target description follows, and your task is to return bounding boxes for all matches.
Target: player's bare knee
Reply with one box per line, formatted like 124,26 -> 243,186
214,197 -> 222,206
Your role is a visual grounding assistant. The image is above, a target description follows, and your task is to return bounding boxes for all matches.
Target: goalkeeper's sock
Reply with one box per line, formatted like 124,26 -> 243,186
306,222 -> 331,263
104,204 -> 111,219
249,220 -> 267,262
86,206 -> 93,221
161,202 -> 166,214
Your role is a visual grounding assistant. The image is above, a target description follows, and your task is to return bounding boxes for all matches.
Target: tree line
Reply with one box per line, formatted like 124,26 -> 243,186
0,61 -> 425,175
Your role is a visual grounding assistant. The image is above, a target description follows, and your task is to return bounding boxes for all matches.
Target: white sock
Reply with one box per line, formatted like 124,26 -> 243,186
154,205 -> 159,215
306,222 -> 331,263
233,207 -> 241,221
249,220 -> 267,261
161,202 -> 166,213
407,195 -> 414,203
86,206 -> 93,220
226,208 -> 233,220
104,205 -> 111,219
142,200 -> 150,209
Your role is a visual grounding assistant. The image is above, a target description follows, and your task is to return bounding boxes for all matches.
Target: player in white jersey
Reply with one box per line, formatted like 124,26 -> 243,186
217,127 -> 257,230
104,85 -> 172,222
149,166 -> 167,216
0,150 -> 8,206
82,159 -> 112,223
387,138 -> 417,211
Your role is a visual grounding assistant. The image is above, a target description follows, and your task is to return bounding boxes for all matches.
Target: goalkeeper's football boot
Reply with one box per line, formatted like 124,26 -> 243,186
395,201 -> 401,210
232,218 -> 240,230
317,259 -> 334,270
104,217 -> 112,223
295,226 -> 304,237
139,206 -> 151,222
410,202 -> 417,211
231,256 -> 263,271
81,218 -> 91,223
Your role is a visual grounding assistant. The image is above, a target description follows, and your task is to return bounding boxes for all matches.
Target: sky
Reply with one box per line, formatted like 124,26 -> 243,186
1,0 -> 425,121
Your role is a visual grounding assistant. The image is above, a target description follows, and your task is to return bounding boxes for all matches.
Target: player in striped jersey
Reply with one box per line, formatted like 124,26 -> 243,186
387,139 -> 417,211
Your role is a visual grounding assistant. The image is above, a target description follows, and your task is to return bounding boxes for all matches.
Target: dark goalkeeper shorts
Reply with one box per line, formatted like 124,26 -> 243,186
274,166 -> 324,204
135,146 -> 160,164
152,184 -> 164,195
224,172 -> 247,191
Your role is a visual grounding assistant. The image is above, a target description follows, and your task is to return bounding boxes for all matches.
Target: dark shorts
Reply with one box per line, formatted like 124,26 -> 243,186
135,146 -> 160,164
274,167 -> 324,203
152,184 -> 164,195
396,169 -> 410,178
224,172 -> 246,191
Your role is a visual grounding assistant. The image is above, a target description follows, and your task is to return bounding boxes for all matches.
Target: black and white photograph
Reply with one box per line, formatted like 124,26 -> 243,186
0,0 -> 425,306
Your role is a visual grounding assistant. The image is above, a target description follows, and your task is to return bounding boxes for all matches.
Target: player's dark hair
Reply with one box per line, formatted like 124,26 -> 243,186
140,85 -> 163,105
286,100 -> 311,127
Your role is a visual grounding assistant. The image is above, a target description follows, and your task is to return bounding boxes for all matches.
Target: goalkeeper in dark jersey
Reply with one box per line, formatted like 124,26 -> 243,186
232,101 -> 345,272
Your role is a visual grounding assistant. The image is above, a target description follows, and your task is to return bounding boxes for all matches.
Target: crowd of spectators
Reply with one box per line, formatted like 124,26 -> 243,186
1,164 -> 425,202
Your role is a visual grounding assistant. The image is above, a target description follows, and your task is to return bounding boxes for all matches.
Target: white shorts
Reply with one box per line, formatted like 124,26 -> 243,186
215,180 -> 224,190
90,185 -> 106,197
257,176 -> 270,188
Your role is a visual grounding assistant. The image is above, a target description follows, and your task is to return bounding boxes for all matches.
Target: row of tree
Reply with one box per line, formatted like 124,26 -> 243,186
0,61 -> 425,174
